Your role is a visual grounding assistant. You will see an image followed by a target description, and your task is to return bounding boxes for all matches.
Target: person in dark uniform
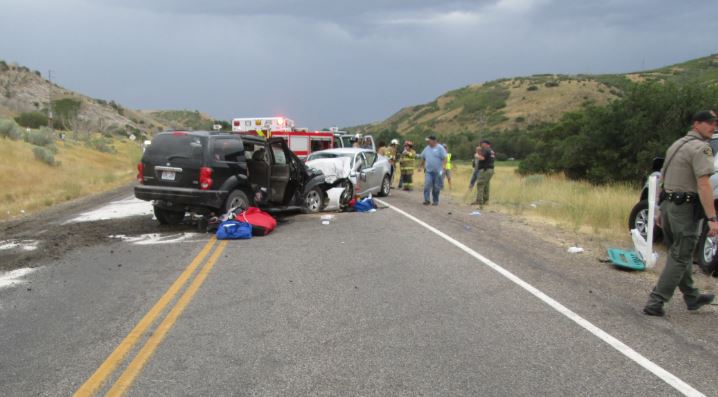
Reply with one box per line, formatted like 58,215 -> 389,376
472,140 -> 495,208
643,110 -> 718,316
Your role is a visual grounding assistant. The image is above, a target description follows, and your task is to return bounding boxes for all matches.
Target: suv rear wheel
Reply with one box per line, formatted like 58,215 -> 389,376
698,221 -> 718,276
304,187 -> 324,213
628,199 -> 662,242
225,190 -> 250,214
154,206 -> 185,225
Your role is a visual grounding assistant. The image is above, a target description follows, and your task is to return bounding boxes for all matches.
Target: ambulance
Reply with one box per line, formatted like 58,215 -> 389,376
231,117 -> 375,159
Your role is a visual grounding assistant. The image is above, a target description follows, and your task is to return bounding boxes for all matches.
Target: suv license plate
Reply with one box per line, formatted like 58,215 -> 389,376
161,171 -> 176,181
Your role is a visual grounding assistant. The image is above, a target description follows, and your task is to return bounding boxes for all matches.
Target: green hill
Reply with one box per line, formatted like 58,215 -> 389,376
350,54 -> 718,136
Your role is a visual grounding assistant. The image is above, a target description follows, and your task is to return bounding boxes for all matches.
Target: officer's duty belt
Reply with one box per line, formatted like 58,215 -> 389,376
662,192 -> 698,205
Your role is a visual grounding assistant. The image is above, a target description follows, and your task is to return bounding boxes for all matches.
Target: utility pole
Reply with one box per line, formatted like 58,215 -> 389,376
47,69 -> 54,130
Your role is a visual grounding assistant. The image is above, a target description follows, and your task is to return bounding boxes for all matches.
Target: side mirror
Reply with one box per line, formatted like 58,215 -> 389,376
651,157 -> 664,172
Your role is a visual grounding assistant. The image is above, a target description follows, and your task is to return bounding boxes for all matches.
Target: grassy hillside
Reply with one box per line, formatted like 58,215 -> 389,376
0,132 -> 141,220
140,110 -> 215,131
352,53 -> 718,136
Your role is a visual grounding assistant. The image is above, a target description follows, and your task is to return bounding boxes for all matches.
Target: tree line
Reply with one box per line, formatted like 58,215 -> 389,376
368,80 -> 718,185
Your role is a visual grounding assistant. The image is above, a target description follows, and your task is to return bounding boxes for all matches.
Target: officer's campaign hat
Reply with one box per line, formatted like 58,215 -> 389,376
692,110 -> 717,123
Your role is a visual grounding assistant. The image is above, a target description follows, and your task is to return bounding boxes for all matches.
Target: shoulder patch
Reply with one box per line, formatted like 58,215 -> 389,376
703,146 -> 713,157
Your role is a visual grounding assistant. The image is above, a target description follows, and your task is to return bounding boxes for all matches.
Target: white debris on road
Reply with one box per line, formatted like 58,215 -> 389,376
64,196 -> 153,224
109,233 -> 202,245
0,268 -> 36,289
567,247 -> 585,254
0,240 -> 39,251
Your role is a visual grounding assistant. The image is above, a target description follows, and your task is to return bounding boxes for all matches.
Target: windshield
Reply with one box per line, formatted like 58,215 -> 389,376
307,152 -> 355,163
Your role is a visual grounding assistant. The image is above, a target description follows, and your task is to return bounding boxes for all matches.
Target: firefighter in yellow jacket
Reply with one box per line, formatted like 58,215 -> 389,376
399,141 -> 416,191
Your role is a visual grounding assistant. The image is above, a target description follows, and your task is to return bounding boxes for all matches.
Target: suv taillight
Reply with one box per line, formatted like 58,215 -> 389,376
199,167 -> 213,190
137,163 -> 144,184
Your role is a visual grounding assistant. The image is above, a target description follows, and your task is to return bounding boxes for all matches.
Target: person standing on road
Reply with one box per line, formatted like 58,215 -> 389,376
386,139 -> 399,188
472,140 -> 495,208
399,141 -> 416,191
643,110 -> 718,317
442,143 -> 453,190
417,135 -> 447,205
377,141 -> 387,157
469,145 -> 482,189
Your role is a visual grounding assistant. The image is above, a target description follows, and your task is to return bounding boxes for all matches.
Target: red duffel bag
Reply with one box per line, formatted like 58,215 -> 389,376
236,207 -> 277,236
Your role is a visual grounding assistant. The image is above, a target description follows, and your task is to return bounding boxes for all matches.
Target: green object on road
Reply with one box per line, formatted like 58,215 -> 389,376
607,248 -> 646,271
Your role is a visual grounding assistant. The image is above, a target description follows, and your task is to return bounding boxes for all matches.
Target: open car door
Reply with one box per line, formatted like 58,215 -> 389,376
268,138 -> 291,204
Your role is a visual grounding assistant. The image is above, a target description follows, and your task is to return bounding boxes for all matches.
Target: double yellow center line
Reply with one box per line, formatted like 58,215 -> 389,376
74,237 -> 228,397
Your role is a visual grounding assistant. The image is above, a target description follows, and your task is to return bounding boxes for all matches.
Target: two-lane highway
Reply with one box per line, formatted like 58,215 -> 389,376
1,190 -> 716,396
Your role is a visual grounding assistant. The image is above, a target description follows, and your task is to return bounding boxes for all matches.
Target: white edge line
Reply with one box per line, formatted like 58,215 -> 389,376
376,198 -> 705,397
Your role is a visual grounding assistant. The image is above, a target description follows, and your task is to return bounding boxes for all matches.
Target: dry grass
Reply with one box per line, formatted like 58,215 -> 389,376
412,161 -> 638,242
0,136 -> 141,220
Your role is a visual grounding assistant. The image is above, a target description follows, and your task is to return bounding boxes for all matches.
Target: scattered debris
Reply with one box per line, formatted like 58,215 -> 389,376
530,203 -> 538,208
0,240 -> 39,252
567,247 -> 584,254
321,215 -> 335,225
470,211 -> 481,216
0,268 -> 36,289
64,196 -> 153,224
109,233 -> 201,245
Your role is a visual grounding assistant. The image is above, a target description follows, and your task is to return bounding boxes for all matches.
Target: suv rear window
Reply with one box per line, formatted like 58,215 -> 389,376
147,133 -> 206,160
211,137 -> 244,162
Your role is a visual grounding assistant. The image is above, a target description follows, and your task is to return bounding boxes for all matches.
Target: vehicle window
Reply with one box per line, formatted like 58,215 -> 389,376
363,152 -> 376,167
710,138 -> 718,156
146,133 -> 206,160
271,143 -> 287,165
340,136 -> 353,147
354,153 -> 369,170
211,138 -> 244,162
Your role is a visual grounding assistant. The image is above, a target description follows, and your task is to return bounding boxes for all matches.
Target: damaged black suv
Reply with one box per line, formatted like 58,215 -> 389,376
135,131 -> 329,224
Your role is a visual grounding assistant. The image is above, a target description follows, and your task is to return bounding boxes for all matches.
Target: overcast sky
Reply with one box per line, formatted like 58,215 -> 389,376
1,0 -> 717,129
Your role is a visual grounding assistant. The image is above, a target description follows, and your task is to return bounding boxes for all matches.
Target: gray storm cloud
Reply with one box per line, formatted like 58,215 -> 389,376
0,0 -> 716,128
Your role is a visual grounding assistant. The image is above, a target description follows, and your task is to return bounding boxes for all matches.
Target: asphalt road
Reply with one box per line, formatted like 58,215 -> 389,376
1,186 -> 717,396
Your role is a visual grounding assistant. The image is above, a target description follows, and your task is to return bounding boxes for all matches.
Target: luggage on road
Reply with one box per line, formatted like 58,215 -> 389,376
236,207 -> 277,236
216,220 -> 252,240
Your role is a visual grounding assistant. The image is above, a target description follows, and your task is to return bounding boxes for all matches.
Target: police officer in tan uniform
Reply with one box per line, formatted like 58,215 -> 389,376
643,110 -> 718,316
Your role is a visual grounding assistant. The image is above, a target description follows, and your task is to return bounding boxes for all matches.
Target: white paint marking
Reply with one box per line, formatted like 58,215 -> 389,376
0,268 -> 36,289
109,233 -> 201,246
64,196 -> 154,224
376,198 -> 705,397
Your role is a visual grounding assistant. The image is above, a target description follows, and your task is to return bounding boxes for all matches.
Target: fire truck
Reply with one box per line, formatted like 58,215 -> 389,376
231,117 -> 374,159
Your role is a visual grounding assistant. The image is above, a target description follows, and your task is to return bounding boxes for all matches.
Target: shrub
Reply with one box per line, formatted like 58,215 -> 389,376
544,81 -> 560,87
86,136 -> 116,153
527,85 -> 539,91
33,146 -> 58,166
0,118 -> 22,140
15,111 -> 49,129
24,127 -> 55,147
515,116 -> 526,123
51,98 -> 82,129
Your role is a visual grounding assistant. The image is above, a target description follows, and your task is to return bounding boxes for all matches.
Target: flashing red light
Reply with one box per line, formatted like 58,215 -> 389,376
199,167 -> 213,190
137,163 -> 145,184
172,131 -> 188,136
233,120 -> 240,127
277,118 -> 285,126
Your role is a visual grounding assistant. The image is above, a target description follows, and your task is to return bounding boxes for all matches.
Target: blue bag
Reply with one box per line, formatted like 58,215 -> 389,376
216,220 -> 252,240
